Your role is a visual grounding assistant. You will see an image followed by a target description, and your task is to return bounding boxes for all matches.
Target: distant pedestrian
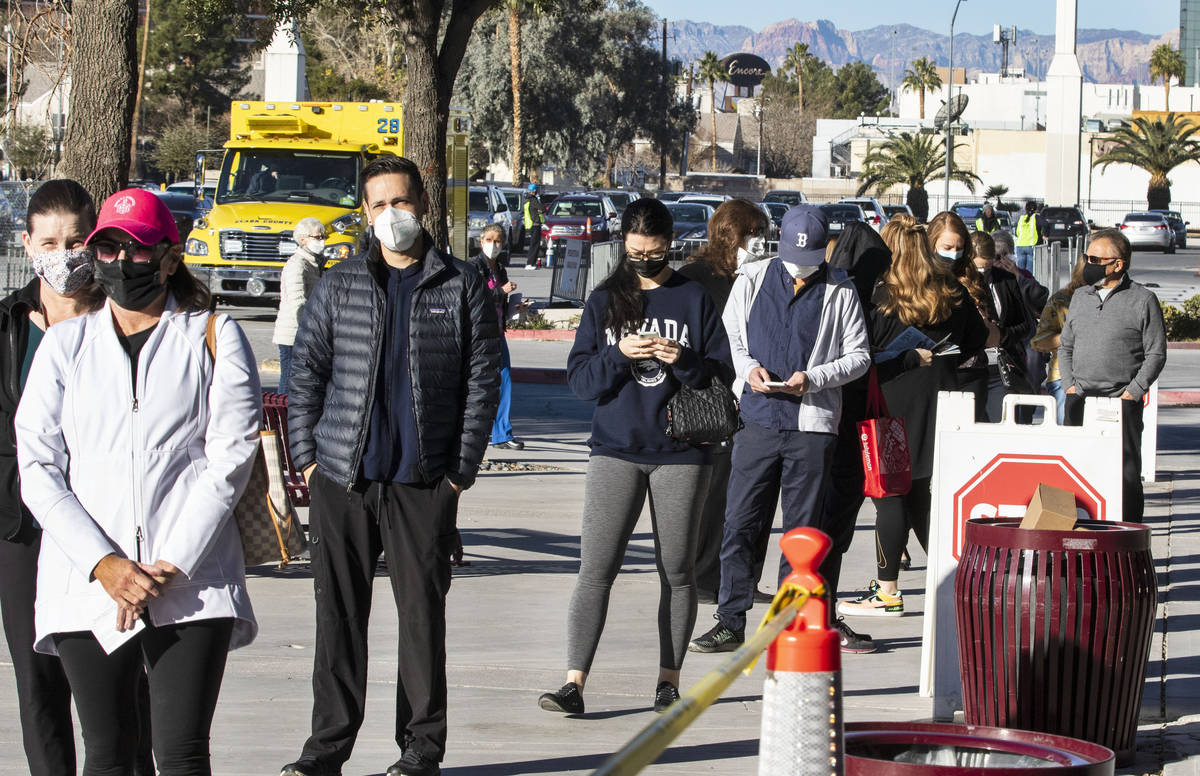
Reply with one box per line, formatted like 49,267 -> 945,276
839,215 -> 988,617
273,216 -> 325,394
281,155 -> 499,776
16,187 -> 261,776
969,230 -> 1035,421
1014,201 -> 1044,273
470,223 -> 524,450
1032,256 -> 1088,424
1059,228 -> 1166,523
974,204 -> 1000,235
689,205 -> 870,654
539,198 -> 731,716
523,184 -> 546,268
679,198 -> 771,606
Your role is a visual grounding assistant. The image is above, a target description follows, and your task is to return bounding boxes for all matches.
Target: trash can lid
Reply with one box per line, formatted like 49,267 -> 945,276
963,518 -> 1150,553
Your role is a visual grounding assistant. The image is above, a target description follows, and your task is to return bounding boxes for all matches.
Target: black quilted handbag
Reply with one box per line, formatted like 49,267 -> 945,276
665,379 -> 742,445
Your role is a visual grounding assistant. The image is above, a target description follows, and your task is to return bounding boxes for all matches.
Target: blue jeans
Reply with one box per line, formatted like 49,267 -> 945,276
490,338 -> 514,444
277,345 -> 292,395
717,421 -> 836,631
1015,245 -> 1034,274
1046,378 -> 1066,425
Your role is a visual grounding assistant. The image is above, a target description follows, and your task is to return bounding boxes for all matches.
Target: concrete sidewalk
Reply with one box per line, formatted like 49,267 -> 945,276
0,399 -> 1197,773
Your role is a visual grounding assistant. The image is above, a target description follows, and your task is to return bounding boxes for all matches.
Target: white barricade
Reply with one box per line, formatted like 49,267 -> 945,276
1142,382 -> 1159,484
919,392 -> 1125,719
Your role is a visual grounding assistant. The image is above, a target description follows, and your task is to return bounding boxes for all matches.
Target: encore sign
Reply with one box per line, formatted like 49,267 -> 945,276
720,53 -> 770,87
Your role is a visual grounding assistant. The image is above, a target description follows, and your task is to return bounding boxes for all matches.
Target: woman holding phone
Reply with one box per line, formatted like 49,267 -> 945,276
539,198 -> 731,715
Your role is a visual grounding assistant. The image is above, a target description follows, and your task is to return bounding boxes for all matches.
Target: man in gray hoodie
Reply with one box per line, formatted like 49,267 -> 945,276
1059,227 -> 1166,523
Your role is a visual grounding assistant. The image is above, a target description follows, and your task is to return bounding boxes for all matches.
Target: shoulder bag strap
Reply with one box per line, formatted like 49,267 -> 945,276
204,313 -> 219,361
865,364 -> 890,418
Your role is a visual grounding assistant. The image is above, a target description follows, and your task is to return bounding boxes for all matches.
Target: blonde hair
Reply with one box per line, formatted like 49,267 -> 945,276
877,214 -> 962,326
928,211 -> 989,311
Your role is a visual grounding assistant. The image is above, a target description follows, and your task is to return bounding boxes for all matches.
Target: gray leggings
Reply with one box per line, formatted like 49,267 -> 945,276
567,455 -> 711,674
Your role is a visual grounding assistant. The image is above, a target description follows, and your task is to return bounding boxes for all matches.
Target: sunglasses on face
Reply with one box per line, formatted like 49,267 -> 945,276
91,239 -> 168,263
1083,253 -> 1120,265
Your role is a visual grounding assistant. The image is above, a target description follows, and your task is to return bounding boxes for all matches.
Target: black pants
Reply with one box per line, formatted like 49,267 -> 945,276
53,618 -> 233,776
1065,394 -> 1144,523
300,470 -> 458,769
693,447 -> 774,596
872,477 -> 933,583
0,526 -> 74,776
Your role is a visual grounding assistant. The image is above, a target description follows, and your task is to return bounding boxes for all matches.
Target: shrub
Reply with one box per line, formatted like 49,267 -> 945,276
1163,298 -> 1200,340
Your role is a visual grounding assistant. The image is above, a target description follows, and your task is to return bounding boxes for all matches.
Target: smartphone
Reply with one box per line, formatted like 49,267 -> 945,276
636,330 -> 657,339
763,380 -> 789,388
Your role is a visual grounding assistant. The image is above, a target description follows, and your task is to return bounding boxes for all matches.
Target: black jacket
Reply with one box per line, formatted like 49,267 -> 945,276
288,235 -> 501,490
468,253 -> 510,330
981,266 -> 1034,381
0,280 -> 38,540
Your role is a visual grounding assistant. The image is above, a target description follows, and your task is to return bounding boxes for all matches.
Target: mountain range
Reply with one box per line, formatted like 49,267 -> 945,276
666,18 -> 1178,87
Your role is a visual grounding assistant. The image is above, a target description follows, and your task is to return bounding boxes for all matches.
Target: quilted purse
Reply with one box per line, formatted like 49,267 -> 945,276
665,377 -> 741,445
205,315 -> 308,567
857,365 -> 912,498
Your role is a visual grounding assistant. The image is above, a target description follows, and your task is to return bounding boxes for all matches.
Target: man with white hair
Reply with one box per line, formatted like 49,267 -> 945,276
273,216 -> 326,393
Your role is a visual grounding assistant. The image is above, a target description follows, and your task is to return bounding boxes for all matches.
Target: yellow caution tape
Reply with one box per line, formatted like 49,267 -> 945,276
590,584 -> 814,776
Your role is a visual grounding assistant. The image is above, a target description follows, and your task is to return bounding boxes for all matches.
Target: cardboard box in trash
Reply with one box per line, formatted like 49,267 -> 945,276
1019,483 -> 1079,531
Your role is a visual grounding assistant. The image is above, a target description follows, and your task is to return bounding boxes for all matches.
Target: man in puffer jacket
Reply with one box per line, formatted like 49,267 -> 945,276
281,155 -> 500,776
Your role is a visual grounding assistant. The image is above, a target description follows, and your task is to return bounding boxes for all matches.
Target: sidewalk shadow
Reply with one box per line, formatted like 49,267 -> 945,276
434,738 -> 758,775
450,527 -> 660,578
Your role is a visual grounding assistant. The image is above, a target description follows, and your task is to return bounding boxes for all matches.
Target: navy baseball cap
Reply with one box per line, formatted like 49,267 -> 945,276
779,205 -> 829,266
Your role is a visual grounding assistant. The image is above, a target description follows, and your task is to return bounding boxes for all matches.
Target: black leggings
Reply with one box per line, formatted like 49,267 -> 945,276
872,477 -> 932,583
54,618 -> 234,776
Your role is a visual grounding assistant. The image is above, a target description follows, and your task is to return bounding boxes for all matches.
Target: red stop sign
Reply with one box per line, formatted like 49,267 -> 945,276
951,454 -> 1107,559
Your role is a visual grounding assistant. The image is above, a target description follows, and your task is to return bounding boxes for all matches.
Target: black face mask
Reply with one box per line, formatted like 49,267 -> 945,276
627,257 -> 669,278
94,257 -> 165,311
1082,261 -> 1115,287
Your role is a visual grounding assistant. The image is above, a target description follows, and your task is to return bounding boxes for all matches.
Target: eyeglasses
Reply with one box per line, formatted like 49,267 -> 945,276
626,249 -> 669,261
1083,253 -> 1120,265
91,239 -> 168,264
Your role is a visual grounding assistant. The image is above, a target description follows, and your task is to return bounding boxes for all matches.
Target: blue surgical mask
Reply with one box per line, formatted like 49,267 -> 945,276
937,248 -> 962,263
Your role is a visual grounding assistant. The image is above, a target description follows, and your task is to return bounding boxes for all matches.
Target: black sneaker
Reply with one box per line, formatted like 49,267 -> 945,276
538,682 -> 585,714
387,748 -> 440,776
492,439 -> 525,450
835,617 -> 877,654
653,681 -> 680,713
280,761 -> 325,776
688,616 -> 744,653
754,588 -> 774,603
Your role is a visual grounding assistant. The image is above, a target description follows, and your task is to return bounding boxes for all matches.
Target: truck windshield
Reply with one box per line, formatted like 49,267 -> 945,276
217,151 -> 360,207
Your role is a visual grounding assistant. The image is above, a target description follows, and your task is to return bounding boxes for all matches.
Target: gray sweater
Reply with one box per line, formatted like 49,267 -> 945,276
1059,274 -> 1166,400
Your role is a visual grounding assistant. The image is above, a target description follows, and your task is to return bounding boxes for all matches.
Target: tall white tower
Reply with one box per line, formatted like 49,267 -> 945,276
263,20 -> 308,102
1044,0 -> 1082,206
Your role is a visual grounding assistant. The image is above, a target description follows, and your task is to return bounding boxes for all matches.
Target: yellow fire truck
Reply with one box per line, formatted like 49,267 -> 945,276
184,100 -> 470,303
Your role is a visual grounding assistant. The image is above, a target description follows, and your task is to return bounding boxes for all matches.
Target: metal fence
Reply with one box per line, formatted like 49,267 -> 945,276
1,247 -> 34,294
1031,237 -> 1082,295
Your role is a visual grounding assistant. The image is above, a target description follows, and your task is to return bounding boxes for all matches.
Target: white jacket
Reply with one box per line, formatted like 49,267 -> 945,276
723,259 -> 870,433
272,247 -> 322,346
15,298 -> 260,654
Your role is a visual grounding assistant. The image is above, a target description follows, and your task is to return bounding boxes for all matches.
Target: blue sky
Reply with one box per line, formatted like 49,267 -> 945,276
639,0 -> 1177,36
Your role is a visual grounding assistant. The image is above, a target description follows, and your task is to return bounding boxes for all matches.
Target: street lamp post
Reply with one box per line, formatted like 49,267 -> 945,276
755,103 -> 762,176
944,0 -> 966,212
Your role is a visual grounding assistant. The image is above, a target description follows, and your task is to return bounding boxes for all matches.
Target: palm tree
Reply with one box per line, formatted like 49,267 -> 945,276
1093,113 -> 1200,210
697,50 -> 725,172
782,42 -> 809,111
505,0 -> 560,185
984,184 -> 1009,209
1149,45 -> 1186,112
901,57 -> 942,120
856,132 -> 981,222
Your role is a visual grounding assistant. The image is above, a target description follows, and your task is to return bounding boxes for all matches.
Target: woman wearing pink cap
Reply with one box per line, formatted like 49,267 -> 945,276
15,188 -> 261,775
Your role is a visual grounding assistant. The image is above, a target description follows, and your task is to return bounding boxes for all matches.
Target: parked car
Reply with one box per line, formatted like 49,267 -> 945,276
1041,206 -> 1090,244
500,186 -> 528,250
763,189 -> 808,206
759,201 -> 789,238
951,201 -> 987,227
656,191 -> 688,202
1149,209 -> 1188,248
1119,212 -> 1175,253
679,193 -> 732,210
593,189 -> 640,216
664,202 -> 714,239
468,184 -> 518,253
820,203 -> 867,236
995,210 -> 1014,230
882,203 -> 913,220
838,197 -> 887,231
542,194 -> 620,264
153,190 -> 200,240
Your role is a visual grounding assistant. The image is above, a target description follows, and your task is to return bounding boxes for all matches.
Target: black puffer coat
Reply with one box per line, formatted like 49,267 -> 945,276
288,235 -> 501,490
0,279 -> 40,540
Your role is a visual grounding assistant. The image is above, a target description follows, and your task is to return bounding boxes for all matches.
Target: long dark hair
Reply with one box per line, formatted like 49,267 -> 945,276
600,198 -> 674,336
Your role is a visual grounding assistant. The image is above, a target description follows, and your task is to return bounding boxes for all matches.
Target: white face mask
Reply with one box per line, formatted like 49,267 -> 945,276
306,238 -> 325,256
373,207 -> 421,253
735,235 -> 768,268
481,241 -> 502,259
783,261 -> 821,279
937,248 -> 963,263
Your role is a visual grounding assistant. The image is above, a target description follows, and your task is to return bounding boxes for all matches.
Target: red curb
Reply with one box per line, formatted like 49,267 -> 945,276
511,367 -> 568,385
1168,341 -> 1200,349
505,329 -> 576,341
1161,390 -> 1200,407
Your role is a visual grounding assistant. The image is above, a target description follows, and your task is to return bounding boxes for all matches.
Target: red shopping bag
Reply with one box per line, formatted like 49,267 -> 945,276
857,366 -> 911,498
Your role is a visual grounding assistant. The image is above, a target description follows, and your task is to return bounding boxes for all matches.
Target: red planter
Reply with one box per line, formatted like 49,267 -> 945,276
954,518 -> 1157,761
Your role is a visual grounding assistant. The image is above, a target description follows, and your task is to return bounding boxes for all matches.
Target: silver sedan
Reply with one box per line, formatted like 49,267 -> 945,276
1120,213 -> 1175,253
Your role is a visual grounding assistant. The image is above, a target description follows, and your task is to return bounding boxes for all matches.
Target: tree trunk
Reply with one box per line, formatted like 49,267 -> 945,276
907,185 -> 929,223
128,0 -> 152,179
919,89 -> 925,120
710,83 -> 717,172
1148,180 -> 1170,211
602,152 -> 615,187
1164,81 -> 1171,112
796,65 -> 803,109
507,4 -> 524,185
59,0 -> 139,202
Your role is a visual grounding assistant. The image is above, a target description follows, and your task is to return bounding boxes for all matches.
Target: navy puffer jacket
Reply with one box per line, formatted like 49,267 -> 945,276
287,235 -> 501,489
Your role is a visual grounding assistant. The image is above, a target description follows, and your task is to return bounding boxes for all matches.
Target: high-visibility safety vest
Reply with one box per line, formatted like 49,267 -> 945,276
1015,214 -> 1040,246
523,198 -> 544,230
975,216 -> 999,234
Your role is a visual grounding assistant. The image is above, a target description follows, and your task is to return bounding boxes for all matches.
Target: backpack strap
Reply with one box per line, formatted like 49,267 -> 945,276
205,313 -> 219,361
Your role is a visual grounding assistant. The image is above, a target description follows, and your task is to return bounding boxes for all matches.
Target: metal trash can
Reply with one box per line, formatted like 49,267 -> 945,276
955,518 -> 1157,761
845,721 -> 1114,775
